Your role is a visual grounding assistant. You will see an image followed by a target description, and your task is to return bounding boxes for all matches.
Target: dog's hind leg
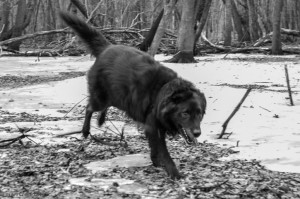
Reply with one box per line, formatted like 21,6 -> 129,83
97,108 -> 107,127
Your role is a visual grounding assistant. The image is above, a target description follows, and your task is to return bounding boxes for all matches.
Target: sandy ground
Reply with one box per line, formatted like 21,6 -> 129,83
0,54 -> 299,174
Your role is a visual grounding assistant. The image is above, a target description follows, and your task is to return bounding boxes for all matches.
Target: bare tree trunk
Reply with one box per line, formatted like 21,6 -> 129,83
135,0 -> 146,29
32,0 -> 41,32
8,0 -> 34,51
257,0 -> 272,33
0,0 -> 12,41
138,9 -> 164,52
194,0 -> 212,52
194,0 -> 206,21
237,0 -> 251,42
224,0 -> 232,46
247,0 -> 259,42
231,0 -> 244,42
168,0 -> 197,63
148,0 -> 177,57
271,0 -> 283,55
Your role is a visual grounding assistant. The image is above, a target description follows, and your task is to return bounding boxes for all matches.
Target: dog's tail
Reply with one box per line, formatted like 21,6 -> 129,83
59,12 -> 111,57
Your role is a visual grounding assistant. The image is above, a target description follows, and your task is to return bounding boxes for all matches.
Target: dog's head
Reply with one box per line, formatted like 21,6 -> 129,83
156,79 -> 206,145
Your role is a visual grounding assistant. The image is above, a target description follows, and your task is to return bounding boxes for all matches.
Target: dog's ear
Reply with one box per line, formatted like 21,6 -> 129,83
171,90 -> 193,104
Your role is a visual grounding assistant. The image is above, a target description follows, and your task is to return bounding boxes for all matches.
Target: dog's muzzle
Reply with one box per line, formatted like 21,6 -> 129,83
179,128 -> 201,145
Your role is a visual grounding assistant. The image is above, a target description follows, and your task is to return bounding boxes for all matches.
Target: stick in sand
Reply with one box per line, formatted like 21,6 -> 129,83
284,65 -> 294,106
218,88 -> 252,139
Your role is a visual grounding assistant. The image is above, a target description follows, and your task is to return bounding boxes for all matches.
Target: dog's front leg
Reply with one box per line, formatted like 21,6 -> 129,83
82,103 -> 93,138
145,126 -> 181,179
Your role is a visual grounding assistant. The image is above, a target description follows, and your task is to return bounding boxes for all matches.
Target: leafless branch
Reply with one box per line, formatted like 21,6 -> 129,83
87,0 -> 104,23
284,65 -> 294,106
129,12 -> 144,28
0,125 -> 37,148
64,96 -> 88,118
0,24 -> 5,34
218,88 -> 252,139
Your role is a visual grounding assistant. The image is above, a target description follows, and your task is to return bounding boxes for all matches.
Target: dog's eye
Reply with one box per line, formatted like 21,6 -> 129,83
181,112 -> 190,119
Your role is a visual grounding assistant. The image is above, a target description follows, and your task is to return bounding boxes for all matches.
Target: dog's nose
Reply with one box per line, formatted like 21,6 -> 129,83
193,128 -> 201,137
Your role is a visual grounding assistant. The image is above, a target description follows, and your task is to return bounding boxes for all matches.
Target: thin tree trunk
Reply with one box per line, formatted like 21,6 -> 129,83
194,0 -> 212,52
194,0 -> 206,24
8,0 -> 28,50
271,0 -> 283,55
224,0 -> 232,46
0,0 -> 11,41
231,0 -> 244,42
148,0 -> 177,57
247,0 -> 259,42
138,9 -> 164,52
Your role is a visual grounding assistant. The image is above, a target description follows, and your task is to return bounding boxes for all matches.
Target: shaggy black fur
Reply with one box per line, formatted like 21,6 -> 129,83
60,12 -> 206,179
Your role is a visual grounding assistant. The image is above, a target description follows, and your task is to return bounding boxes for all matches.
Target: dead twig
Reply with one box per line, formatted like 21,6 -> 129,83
218,88 -> 252,139
90,134 -> 128,148
64,96 -> 88,118
0,24 -> 5,34
86,0 -> 103,24
54,131 -> 82,137
108,119 -> 122,135
0,134 -> 27,147
284,65 -> 294,106
0,125 -> 37,148
259,105 -> 271,112
195,180 -> 229,192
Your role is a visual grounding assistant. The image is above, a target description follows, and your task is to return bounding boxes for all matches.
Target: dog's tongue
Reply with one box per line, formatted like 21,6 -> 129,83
180,128 -> 198,145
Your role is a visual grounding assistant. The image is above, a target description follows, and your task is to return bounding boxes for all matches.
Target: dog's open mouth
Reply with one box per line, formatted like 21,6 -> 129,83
179,128 -> 198,145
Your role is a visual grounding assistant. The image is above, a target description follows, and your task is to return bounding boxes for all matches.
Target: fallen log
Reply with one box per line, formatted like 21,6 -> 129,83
254,28 -> 300,47
281,28 -> 300,36
0,27 -> 144,52
201,33 -> 300,54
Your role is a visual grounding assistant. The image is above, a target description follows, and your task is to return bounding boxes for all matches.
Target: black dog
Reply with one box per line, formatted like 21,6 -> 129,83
60,12 -> 206,179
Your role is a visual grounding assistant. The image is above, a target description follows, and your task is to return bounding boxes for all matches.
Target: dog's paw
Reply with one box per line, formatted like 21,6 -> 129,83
151,156 -> 163,167
82,130 -> 90,138
165,163 -> 182,179
168,167 -> 182,180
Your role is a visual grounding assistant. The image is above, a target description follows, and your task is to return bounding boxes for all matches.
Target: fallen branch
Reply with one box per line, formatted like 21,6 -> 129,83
90,134 -> 128,148
0,125 -> 37,148
0,28 -> 69,46
201,34 -> 270,54
201,33 -> 230,52
202,32 -> 300,55
195,180 -> 229,192
0,134 -> 27,148
54,131 -> 82,137
218,88 -> 252,139
1,50 -> 63,57
284,65 -> 294,106
281,28 -> 300,36
254,28 -> 300,47
64,96 -> 88,118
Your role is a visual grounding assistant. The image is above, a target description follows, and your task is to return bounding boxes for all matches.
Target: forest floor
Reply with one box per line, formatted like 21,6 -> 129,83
0,54 -> 300,198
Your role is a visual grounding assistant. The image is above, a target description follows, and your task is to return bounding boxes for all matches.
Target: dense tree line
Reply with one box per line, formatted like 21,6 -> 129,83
0,0 -> 298,61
